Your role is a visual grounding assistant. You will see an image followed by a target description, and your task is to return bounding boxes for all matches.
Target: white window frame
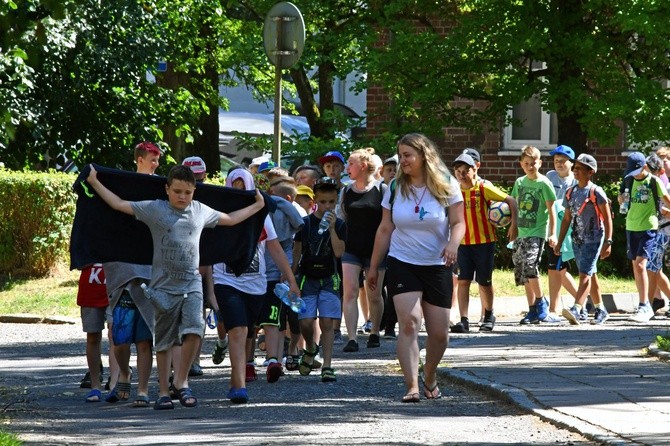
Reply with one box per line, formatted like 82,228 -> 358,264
503,99 -> 557,152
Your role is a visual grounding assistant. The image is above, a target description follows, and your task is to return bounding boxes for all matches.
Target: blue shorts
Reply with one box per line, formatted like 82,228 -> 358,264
386,256 -> 453,309
111,291 -> 152,346
214,284 -> 264,338
457,242 -> 495,286
573,240 -> 602,276
647,232 -> 670,273
298,275 -> 342,320
626,230 -> 656,260
341,252 -> 387,270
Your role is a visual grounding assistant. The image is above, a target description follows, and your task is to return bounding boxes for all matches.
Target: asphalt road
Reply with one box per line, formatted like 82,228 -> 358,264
0,321 -> 595,445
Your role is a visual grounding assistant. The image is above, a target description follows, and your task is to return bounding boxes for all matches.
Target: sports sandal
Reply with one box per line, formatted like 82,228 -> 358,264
105,381 -> 131,403
132,394 -> 151,408
320,367 -> 337,383
285,355 -> 300,371
298,346 -> 319,376
153,395 -> 174,410
178,387 -> 198,408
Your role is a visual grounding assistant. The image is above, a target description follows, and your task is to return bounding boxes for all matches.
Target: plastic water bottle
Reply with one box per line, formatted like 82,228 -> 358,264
274,282 -> 306,314
620,188 -> 630,215
140,283 -> 156,299
317,211 -> 332,235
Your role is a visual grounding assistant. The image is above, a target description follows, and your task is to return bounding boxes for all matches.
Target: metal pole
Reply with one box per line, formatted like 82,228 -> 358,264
272,17 -> 283,166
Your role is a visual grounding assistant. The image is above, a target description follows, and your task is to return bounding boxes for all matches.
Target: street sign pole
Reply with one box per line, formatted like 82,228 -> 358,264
263,2 -> 305,167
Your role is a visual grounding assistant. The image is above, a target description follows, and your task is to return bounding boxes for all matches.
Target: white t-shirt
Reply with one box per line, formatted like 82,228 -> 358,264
212,215 -> 277,295
382,176 -> 463,266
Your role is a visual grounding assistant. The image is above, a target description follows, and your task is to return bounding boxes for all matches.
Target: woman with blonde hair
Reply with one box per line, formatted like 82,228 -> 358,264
339,147 -> 387,352
368,133 -> 465,403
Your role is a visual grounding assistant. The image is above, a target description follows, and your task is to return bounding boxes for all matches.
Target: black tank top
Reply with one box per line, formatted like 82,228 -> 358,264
342,183 -> 384,258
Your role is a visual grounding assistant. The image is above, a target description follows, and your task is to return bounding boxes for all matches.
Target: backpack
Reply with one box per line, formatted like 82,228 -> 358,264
565,184 -> 604,223
297,215 -> 340,279
622,175 -> 660,217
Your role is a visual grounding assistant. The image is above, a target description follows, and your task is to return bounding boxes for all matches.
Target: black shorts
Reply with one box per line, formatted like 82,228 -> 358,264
386,256 -> 453,309
546,249 -> 571,271
214,284 -> 264,339
257,280 -> 288,331
457,242 -> 495,286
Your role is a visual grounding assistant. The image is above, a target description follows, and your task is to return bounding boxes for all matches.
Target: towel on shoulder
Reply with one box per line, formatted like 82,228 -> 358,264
69,164 -> 268,276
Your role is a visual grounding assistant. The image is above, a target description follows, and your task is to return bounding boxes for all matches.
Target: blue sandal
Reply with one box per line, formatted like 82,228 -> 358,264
105,381 -> 131,403
178,387 -> 198,407
153,395 -> 174,410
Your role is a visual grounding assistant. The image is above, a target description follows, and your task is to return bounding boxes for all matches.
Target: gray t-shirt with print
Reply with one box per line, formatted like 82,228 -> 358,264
562,183 -> 607,244
131,199 -> 220,294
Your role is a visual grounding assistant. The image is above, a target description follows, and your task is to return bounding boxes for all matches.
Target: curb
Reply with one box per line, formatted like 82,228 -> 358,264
648,342 -> 670,361
438,367 -> 637,446
0,314 -> 76,325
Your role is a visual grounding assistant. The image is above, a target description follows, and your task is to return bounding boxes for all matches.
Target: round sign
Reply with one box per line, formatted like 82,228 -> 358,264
263,2 -> 305,69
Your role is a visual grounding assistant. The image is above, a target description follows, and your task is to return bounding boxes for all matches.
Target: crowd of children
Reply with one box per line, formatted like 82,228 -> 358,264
76,138 -> 670,408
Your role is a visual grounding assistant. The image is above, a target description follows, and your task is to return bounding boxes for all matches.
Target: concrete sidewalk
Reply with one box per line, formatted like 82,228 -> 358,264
440,315 -> 670,445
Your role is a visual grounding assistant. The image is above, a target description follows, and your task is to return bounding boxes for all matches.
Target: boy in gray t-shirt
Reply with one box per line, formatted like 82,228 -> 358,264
87,164 -> 265,410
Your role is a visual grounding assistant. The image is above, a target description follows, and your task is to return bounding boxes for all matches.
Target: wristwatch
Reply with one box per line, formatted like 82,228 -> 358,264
604,239 -> 613,245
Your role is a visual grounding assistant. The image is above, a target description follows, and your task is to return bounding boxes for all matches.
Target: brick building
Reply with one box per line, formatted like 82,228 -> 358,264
367,85 -> 630,185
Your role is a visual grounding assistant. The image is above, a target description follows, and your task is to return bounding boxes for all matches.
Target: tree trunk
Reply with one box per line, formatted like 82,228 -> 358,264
556,113 -> 587,155
185,65 -> 220,176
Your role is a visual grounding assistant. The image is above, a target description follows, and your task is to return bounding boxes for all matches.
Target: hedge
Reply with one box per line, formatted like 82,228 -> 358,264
0,169 -> 76,278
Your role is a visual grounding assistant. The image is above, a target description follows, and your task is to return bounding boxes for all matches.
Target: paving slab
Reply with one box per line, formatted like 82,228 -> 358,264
441,317 -> 670,445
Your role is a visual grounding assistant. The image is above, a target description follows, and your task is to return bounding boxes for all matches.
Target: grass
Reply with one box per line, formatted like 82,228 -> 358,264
488,269 -> 635,297
0,265 -> 637,319
0,264 -> 79,318
0,431 -> 22,446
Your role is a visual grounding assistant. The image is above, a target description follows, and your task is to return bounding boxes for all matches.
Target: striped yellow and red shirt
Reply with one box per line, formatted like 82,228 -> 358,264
461,179 -> 508,245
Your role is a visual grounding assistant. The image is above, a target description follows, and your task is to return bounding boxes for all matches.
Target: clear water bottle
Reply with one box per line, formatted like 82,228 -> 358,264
274,282 -> 306,314
140,283 -> 156,299
317,211 -> 332,235
620,188 -> 630,215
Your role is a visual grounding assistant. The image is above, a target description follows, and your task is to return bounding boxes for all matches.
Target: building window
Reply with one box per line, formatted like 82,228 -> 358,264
504,95 -> 558,151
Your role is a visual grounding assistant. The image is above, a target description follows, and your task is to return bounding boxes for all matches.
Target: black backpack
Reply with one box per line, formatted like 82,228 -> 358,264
297,215 -> 341,279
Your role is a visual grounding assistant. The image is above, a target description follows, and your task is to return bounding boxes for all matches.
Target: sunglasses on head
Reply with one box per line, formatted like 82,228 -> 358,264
316,177 -> 337,185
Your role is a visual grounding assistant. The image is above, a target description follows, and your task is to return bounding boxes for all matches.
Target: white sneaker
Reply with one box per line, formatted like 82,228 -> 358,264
629,303 -> 654,323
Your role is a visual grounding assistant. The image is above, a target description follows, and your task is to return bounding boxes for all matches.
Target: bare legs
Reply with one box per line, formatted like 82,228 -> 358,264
393,291 -> 450,396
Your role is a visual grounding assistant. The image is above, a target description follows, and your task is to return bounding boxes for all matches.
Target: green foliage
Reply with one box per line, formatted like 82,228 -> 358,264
656,334 -> 670,352
369,0 -> 670,148
0,430 -> 22,446
0,169 -> 75,277
1,0 -> 203,171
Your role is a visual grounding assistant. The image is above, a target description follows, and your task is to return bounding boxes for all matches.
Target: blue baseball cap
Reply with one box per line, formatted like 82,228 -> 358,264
549,145 -> 575,159
258,160 -> 276,173
318,151 -> 345,165
625,151 -> 646,178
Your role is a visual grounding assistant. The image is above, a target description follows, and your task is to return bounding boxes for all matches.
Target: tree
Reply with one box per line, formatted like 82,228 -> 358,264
1,0 -> 204,171
224,0 -> 372,141
369,0 -> 670,152
0,0 -> 71,155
